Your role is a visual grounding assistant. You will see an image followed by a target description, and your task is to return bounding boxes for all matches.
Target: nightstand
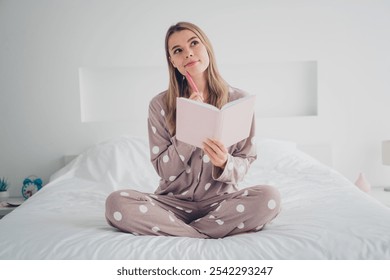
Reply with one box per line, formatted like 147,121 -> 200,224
369,186 -> 390,208
0,197 -> 24,219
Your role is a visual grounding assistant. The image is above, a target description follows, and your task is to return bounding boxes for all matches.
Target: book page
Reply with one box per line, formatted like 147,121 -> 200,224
176,95 -> 255,148
176,98 -> 220,148
220,95 -> 255,147
220,94 -> 254,110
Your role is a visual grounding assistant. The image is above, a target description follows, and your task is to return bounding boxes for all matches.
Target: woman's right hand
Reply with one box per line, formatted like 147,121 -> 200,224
189,92 -> 204,103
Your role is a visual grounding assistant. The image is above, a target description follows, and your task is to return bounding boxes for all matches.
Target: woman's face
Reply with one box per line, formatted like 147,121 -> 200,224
168,29 -> 210,77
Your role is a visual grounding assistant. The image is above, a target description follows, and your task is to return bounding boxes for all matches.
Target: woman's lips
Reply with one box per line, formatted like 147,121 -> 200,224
185,60 -> 198,67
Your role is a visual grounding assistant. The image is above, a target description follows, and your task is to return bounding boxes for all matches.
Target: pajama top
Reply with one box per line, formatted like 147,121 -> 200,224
148,87 -> 256,202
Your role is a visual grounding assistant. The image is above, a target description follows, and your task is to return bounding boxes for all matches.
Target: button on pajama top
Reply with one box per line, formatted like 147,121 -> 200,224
106,87 -> 280,238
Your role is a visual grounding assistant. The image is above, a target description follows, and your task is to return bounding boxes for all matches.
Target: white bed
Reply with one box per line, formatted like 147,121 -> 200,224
0,136 -> 389,259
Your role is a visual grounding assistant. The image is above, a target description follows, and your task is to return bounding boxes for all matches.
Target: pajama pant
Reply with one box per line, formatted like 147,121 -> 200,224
105,185 -> 280,239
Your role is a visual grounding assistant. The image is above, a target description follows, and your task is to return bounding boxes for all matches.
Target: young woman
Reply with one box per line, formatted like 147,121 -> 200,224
105,22 -> 280,238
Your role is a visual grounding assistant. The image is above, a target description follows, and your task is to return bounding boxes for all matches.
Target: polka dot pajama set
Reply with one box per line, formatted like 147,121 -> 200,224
105,88 -> 281,238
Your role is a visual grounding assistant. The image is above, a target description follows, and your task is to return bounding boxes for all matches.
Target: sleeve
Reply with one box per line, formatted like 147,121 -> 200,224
212,115 -> 257,185
148,97 -> 196,181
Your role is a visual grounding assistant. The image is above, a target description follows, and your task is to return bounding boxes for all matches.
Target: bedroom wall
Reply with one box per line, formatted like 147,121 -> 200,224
1,0 -> 390,196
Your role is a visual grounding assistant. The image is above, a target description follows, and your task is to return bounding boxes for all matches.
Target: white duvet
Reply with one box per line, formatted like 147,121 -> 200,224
0,136 -> 389,259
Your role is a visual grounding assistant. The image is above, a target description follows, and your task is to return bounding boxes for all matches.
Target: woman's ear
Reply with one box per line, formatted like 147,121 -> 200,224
170,57 -> 176,68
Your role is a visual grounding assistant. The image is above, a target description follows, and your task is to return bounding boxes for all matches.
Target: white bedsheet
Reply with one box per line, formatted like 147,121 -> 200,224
0,136 -> 389,259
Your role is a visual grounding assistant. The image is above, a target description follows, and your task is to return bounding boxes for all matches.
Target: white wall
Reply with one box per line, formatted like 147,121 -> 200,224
1,0 -> 390,196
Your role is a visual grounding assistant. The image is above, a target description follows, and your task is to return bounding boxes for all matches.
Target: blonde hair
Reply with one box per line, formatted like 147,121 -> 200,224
164,22 -> 229,135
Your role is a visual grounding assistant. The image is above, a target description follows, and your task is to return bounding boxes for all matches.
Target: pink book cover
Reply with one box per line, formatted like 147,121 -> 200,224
176,95 -> 256,148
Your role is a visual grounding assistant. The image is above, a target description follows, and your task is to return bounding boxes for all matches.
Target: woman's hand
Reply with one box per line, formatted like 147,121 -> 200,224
189,91 -> 204,103
203,138 -> 228,169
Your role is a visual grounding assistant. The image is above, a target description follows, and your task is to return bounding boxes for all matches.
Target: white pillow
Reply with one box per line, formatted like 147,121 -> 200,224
238,137 -> 297,188
255,137 -> 297,166
50,136 -> 159,193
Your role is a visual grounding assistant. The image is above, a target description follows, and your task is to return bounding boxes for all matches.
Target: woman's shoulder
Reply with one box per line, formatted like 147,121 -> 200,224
150,90 -> 167,103
228,86 -> 250,102
149,90 -> 168,109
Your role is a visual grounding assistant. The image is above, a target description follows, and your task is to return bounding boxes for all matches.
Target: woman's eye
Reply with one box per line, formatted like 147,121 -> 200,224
191,40 -> 199,47
173,48 -> 182,54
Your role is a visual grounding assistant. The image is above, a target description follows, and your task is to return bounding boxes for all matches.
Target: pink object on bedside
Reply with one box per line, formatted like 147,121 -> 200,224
355,172 -> 371,193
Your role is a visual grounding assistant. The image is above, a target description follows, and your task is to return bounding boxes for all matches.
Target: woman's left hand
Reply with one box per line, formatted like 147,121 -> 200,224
203,138 -> 228,169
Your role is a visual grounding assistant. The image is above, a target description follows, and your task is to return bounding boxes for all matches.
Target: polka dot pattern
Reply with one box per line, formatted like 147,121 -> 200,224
256,225 -> 264,231
113,211 -> 122,221
152,146 -> 159,154
108,121 -> 278,238
169,176 -> 176,181
103,89 -> 283,238
139,205 -> 148,214
236,204 -> 245,213
268,199 -> 276,210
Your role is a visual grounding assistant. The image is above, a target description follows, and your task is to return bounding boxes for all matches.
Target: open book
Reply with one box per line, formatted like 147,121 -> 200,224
176,95 -> 256,148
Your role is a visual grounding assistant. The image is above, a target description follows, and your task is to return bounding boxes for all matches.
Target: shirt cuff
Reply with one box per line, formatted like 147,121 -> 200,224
212,153 -> 233,182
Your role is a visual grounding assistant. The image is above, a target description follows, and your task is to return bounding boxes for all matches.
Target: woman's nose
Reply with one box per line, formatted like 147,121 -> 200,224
185,49 -> 193,58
